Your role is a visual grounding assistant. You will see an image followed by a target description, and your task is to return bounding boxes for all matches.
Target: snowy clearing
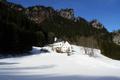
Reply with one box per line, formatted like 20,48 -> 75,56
0,45 -> 120,80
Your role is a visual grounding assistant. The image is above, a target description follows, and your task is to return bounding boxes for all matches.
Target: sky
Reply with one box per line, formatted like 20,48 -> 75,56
8,0 -> 120,32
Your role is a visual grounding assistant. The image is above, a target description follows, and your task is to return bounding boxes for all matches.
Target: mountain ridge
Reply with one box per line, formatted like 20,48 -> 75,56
0,1 -> 120,60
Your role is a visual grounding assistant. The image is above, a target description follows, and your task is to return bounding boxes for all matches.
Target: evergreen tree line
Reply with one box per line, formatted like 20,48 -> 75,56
0,2 -> 46,57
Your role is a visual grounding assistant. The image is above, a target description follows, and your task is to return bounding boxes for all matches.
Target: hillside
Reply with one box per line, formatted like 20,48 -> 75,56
0,1 -> 120,60
24,5 -> 120,60
25,5 -> 110,46
0,1 -> 46,56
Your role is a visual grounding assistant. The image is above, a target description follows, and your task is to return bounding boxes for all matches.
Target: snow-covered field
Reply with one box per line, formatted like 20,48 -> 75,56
0,45 -> 120,80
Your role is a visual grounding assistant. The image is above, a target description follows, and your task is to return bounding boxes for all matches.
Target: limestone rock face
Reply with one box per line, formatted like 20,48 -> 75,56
25,7 -> 75,24
59,9 -> 74,20
25,6 -> 55,24
112,31 -> 120,45
90,19 -> 104,29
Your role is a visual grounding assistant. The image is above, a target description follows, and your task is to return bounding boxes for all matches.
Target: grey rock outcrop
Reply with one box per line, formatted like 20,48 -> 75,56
112,31 -> 120,45
90,19 -> 104,29
59,9 -> 74,20
25,6 -> 55,24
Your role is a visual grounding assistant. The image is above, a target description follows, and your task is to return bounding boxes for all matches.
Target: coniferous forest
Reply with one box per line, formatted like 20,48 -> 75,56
0,0 -> 120,59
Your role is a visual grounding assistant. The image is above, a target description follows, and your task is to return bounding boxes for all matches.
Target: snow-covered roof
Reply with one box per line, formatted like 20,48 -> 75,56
62,41 -> 71,47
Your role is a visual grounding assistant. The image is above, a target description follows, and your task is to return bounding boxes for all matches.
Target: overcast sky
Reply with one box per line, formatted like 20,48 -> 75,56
8,0 -> 120,32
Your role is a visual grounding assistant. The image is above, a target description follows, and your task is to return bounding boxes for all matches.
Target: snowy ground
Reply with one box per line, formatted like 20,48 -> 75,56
0,45 -> 120,80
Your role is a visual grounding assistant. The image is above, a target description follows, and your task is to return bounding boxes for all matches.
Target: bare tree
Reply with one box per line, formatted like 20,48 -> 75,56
84,47 -> 88,55
89,48 -> 94,57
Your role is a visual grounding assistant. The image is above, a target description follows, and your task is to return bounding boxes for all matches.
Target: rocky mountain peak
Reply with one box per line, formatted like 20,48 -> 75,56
58,8 -> 74,20
25,7 -> 75,24
90,19 -> 104,29
112,30 -> 120,45
25,6 -> 56,24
